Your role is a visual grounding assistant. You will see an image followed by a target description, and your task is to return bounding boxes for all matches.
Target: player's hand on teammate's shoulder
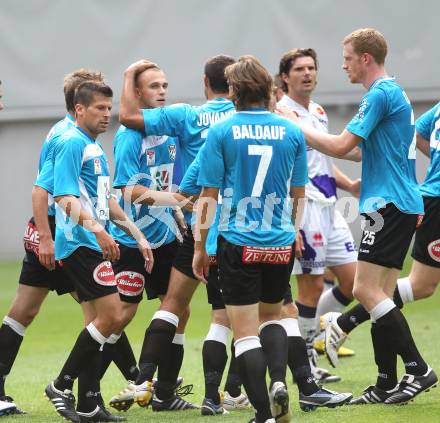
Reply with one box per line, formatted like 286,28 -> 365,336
95,229 -> 120,261
124,59 -> 158,75
275,104 -> 300,123
192,249 -> 209,284
38,235 -> 56,271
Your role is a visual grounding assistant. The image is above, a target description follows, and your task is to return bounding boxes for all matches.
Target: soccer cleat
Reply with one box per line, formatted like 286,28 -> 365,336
45,382 -> 80,422
312,366 -> 342,384
0,399 -> 16,417
269,381 -> 291,423
299,387 -> 352,411
133,380 -> 154,408
314,339 -> 355,358
77,405 -> 127,422
349,385 -> 397,405
201,397 -> 228,415
109,381 -> 136,411
222,391 -> 251,410
0,395 -> 26,414
248,419 -> 276,423
151,393 -> 199,411
321,312 -> 348,368
384,367 -> 438,405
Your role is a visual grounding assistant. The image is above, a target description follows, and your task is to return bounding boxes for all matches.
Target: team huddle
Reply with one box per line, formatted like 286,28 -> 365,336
0,27 -> 439,423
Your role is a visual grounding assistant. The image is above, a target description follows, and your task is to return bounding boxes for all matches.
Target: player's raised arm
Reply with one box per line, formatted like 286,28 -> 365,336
119,60 -> 158,129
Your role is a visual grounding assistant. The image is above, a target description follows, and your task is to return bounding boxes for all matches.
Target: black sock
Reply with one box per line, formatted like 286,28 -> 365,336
287,336 -> 319,395
260,323 -> 287,387
371,322 -> 397,390
378,308 -> 428,376
112,332 -> 139,381
224,341 -> 241,397
55,328 -> 102,391
393,288 -> 404,309
77,350 -> 102,413
337,303 -> 370,334
156,341 -> 184,400
236,348 -> 271,422
0,323 -> 24,396
99,342 -> 114,381
203,340 -> 227,404
136,319 -> 176,385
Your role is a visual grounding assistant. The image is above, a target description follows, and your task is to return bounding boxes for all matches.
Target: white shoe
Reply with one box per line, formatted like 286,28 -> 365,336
321,312 -> 348,368
109,381 -> 136,411
269,381 -> 291,423
133,380 -> 155,407
222,391 -> 251,410
0,400 -> 17,417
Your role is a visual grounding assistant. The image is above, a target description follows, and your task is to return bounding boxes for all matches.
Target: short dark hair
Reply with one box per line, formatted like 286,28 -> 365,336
225,55 -> 273,111
344,28 -> 387,65
74,81 -> 113,107
278,48 -> 318,92
64,69 -> 104,112
204,55 -> 236,93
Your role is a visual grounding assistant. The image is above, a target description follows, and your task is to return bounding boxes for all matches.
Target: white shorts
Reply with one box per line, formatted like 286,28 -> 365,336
293,201 -> 357,275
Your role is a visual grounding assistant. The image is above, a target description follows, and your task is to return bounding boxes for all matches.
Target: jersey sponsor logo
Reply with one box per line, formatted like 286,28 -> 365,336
312,232 -> 324,247
208,255 -> 218,266
315,106 -> 325,116
168,144 -> 176,161
153,169 -> 170,191
93,261 -> 116,286
23,221 -> 40,256
242,245 -> 292,265
427,239 -> 440,263
232,125 -> 286,140
93,158 -> 102,175
116,271 -> 145,296
147,150 -> 155,166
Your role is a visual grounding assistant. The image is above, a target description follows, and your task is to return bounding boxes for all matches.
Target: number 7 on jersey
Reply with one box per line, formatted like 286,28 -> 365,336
248,145 -> 273,197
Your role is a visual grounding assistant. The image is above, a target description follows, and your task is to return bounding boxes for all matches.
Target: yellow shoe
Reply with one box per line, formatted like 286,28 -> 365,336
314,340 -> 355,357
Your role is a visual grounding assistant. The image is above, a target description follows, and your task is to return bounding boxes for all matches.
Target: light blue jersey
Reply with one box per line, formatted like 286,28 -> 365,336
416,102 -> 440,197
142,98 -> 235,175
198,109 -> 308,247
111,125 -> 177,248
347,77 -> 423,214
34,114 -> 75,216
53,126 -> 111,260
179,146 -> 219,256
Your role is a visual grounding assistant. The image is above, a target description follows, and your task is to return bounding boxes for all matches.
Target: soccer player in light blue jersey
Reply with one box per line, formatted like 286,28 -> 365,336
45,81 -> 153,423
107,63 -> 196,412
0,70 -> 105,415
193,56 -> 308,423
280,28 -> 437,405
118,56 -> 237,411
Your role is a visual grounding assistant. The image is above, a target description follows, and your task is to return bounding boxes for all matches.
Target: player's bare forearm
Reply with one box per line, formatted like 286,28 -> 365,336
341,146 -> 362,162
291,186 -> 305,233
108,198 -> 143,243
416,133 -> 430,158
122,185 -> 193,209
194,187 -> 218,251
55,195 -> 104,233
32,186 -> 51,238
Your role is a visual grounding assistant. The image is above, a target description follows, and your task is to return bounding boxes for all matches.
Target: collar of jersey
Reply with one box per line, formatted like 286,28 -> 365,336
207,97 -> 232,104
237,108 -> 270,114
74,124 -> 96,142
369,76 -> 395,91
65,113 -> 75,123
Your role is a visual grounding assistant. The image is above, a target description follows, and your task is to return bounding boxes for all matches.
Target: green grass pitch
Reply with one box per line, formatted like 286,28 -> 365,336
0,258 -> 439,422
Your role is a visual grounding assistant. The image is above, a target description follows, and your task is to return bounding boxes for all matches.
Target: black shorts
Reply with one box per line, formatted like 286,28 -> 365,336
358,203 -> 420,270
283,283 -> 293,305
412,196 -> 440,268
60,247 -> 118,302
113,241 -> 178,303
217,236 -> 294,306
206,259 -> 225,310
172,227 -> 197,280
18,216 -> 74,296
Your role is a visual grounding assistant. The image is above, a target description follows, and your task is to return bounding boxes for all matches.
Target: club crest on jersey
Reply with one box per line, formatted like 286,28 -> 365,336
94,158 -> 102,175
168,144 -> 176,161
154,169 -> 170,191
147,150 -> 155,166
428,239 -> 440,263
116,271 -> 145,296
93,261 -> 116,286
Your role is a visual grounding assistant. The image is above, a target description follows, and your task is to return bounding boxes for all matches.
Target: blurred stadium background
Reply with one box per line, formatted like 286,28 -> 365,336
0,0 -> 439,258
